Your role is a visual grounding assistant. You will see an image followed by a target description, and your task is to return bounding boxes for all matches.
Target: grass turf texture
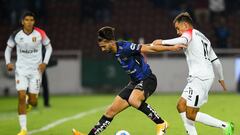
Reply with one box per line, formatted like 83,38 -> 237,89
0,93 -> 239,135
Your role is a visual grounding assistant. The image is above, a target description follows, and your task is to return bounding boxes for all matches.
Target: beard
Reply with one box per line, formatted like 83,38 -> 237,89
106,50 -> 112,54
103,48 -> 112,54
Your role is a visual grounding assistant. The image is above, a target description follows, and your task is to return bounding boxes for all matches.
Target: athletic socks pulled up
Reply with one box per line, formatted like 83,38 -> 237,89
195,112 -> 227,129
180,112 -> 197,135
138,102 -> 164,124
88,115 -> 113,135
19,114 -> 27,130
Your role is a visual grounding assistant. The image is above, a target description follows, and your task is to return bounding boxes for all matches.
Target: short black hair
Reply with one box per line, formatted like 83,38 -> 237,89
173,12 -> 193,25
21,11 -> 36,20
98,26 -> 115,42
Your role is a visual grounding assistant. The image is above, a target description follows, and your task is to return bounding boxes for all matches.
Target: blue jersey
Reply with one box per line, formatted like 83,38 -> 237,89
115,41 -> 152,82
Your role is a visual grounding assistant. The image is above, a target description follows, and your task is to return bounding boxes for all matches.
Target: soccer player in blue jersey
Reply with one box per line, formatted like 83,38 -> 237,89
72,26 -> 186,135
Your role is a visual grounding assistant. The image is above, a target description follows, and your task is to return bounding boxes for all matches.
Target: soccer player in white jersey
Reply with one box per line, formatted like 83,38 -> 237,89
152,12 -> 234,135
4,12 -> 53,135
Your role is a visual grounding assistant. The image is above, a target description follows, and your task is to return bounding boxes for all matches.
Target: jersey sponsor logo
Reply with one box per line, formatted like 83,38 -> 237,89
20,49 -> 38,54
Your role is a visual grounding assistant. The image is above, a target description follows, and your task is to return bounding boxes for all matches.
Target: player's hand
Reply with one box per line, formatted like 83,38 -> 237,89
218,80 -> 227,91
38,63 -> 47,73
171,44 -> 187,51
152,39 -> 163,45
6,63 -> 14,72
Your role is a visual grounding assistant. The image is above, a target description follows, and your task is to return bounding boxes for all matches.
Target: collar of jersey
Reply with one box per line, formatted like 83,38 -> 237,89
22,28 -> 34,36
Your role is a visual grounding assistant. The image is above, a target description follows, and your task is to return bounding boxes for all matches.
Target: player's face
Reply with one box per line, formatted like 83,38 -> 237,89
22,16 -> 35,30
98,40 -> 113,53
174,22 -> 187,36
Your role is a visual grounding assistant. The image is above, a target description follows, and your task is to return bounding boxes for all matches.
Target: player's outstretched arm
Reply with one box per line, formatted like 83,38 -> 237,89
140,44 -> 186,53
152,37 -> 188,46
4,46 -> 14,72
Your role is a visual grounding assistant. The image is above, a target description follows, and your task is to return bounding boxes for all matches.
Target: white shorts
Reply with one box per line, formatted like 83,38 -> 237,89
15,70 -> 42,94
181,77 -> 214,108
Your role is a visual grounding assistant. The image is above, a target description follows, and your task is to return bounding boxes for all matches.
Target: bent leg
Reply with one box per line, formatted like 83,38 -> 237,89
104,96 -> 129,118
195,112 -> 227,129
28,93 -> 38,107
177,97 -> 198,135
129,89 -> 165,124
88,96 -> 129,135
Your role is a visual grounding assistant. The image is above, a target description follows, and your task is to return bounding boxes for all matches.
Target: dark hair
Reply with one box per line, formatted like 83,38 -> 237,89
21,11 -> 36,20
98,26 -> 115,42
173,12 -> 193,25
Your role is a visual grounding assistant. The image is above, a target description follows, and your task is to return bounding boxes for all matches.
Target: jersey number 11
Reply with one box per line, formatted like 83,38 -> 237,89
201,40 -> 210,61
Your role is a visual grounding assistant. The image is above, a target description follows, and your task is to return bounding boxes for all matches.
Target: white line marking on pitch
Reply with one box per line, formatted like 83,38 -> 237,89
28,106 -> 106,135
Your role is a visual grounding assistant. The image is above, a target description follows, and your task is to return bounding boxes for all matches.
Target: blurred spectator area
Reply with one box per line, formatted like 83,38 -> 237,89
0,0 -> 240,57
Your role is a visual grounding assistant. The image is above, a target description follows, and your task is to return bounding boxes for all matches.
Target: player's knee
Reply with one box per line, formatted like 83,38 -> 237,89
186,112 -> 196,121
176,103 -> 181,111
29,100 -> 38,107
177,102 -> 185,112
105,106 -> 117,117
128,97 -> 140,108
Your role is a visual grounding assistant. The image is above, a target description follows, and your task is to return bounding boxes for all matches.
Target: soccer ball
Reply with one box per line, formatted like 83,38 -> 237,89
115,130 -> 130,135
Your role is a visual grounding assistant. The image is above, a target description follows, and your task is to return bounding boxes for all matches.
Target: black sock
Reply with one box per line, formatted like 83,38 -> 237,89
138,102 -> 164,124
88,115 -> 113,135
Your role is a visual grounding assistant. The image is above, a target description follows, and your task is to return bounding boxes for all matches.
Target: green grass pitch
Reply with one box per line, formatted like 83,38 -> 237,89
0,93 -> 239,135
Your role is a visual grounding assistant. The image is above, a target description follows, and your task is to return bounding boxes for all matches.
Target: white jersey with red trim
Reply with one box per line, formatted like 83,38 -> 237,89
7,27 -> 50,74
182,29 -> 218,80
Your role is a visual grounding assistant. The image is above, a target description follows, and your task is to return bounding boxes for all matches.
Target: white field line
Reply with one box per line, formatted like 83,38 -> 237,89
29,106 -> 106,135
0,110 -> 39,121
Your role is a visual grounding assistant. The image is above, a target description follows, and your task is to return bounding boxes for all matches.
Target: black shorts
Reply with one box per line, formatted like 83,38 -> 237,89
118,73 -> 157,101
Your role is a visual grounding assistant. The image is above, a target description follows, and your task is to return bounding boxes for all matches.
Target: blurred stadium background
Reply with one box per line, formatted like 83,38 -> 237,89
0,0 -> 240,135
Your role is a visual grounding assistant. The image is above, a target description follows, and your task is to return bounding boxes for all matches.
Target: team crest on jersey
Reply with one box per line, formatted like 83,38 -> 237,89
32,37 -> 37,42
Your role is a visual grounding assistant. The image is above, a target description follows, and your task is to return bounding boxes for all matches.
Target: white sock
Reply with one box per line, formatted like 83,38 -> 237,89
195,112 -> 227,129
180,112 -> 187,128
180,112 -> 197,135
186,119 -> 198,135
19,115 -> 27,130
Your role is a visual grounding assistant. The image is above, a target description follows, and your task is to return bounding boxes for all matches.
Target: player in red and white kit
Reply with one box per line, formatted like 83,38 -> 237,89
152,12 -> 234,135
4,12 -> 52,135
